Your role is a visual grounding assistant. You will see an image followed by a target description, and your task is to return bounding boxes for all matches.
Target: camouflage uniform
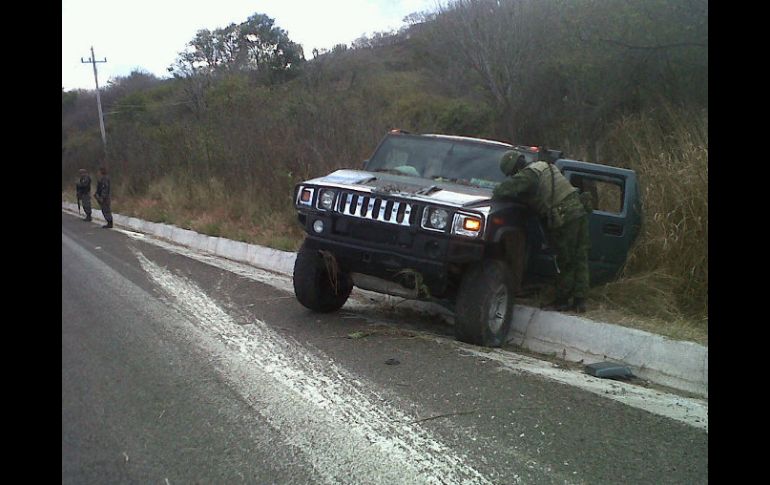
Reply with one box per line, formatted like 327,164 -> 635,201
95,174 -> 113,227
492,153 -> 591,307
548,196 -> 590,302
75,171 -> 92,220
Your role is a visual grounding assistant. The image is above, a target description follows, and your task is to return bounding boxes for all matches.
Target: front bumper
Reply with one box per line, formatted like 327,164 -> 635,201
298,210 -> 485,297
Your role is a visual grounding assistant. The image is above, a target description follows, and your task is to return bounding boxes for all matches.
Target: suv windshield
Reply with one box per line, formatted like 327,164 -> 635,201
367,135 -> 520,188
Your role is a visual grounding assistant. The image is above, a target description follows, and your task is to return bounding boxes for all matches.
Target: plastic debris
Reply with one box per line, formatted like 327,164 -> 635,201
584,361 -> 634,379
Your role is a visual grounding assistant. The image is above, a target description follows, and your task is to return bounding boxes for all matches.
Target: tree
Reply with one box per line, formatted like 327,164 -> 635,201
103,69 -> 161,104
418,0 -> 555,140
169,13 -> 304,82
239,14 -> 304,75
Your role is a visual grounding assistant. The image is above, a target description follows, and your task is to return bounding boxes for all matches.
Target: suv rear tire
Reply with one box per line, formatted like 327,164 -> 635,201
293,241 -> 353,313
454,260 -> 515,347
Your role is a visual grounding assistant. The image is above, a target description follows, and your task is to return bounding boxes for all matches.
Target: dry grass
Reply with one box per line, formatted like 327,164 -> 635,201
582,307 -> 707,346
601,105 -> 708,323
109,174 -> 304,252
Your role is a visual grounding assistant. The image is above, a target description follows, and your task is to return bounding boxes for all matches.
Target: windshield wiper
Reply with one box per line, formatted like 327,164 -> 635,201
432,176 -> 472,185
373,168 -> 407,175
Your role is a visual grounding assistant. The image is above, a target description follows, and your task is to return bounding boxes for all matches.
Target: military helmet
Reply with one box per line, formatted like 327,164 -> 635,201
499,149 -> 529,176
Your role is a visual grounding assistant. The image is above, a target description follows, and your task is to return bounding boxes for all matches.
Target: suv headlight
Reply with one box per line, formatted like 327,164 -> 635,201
452,212 -> 484,238
318,189 -> 336,210
296,186 -> 314,207
421,207 -> 449,231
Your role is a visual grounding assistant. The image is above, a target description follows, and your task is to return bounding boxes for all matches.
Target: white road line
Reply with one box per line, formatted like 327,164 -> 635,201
118,225 -> 706,432
133,249 -> 502,485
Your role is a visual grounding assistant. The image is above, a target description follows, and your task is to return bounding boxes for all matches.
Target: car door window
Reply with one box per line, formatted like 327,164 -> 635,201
570,174 -> 624,214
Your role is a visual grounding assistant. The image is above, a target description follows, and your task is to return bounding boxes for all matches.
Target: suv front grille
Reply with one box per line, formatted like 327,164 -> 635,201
337,192 -> 417,227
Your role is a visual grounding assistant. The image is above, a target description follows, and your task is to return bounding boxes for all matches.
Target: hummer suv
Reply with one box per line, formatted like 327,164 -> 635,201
292,130 -> 642,347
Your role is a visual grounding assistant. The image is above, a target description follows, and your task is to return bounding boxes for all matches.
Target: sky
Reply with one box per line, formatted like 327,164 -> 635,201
62,0 -> 440,90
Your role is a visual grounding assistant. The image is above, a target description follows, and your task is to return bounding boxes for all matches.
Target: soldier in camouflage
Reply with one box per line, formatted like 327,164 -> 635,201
94,166 -> 113,229
492,150 -> 591,313
75,169 -> 92,222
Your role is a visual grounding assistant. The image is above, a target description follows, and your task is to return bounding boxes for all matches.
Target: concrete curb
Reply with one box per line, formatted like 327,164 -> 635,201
63,202 -> 708,397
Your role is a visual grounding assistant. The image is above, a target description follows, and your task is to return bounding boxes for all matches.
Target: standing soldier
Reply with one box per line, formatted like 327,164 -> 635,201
492,150 -> 591,313
75,169 -> 92,222
94,166 -> 113,229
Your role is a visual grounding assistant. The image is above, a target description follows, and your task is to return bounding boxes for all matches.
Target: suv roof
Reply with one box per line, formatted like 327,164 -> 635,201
390,131 -> 562,161
421,133 -> 514,148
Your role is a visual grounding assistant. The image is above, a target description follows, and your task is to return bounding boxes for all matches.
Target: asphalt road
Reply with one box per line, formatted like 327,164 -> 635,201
62,212 -> 707,484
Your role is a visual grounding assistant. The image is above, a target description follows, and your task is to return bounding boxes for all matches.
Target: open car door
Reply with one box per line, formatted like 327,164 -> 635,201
555,160 -> 642,284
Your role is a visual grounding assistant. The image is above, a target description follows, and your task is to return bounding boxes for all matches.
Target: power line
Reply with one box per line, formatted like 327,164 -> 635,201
102,100 -> 196,117
112,101 -> 194,108
81,46 -> 108,163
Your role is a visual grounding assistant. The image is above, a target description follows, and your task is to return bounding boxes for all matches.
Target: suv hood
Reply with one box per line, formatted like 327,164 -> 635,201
303,169 -> 494,208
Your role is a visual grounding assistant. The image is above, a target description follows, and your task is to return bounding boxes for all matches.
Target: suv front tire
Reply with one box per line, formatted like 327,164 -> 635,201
454,260 -> 515,347
293,240 -> 353,313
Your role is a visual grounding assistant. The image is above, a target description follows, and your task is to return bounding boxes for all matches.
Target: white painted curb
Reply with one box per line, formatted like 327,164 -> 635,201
63,202 -> 708,397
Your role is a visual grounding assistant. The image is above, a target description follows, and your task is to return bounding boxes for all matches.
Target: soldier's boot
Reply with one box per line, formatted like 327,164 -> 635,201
102,222 -> 113,229
572,297 -> 587,314
83,215 -> 92,222
543,298 -> 571,312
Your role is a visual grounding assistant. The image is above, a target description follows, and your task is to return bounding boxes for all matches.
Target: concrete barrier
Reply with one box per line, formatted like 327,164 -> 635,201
508,306 -> 707,396
62,202 -> 708,397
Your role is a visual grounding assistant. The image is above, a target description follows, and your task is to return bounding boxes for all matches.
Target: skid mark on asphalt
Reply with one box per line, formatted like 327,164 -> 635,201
119,227 -> 706,431
132,248 -> 513,485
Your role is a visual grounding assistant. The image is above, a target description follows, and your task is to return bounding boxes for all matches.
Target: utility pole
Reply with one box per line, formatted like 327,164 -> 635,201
81,46 -> 108,164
